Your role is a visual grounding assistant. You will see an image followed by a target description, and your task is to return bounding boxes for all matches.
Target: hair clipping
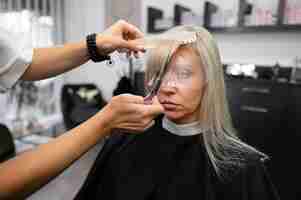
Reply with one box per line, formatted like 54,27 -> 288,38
132,31 -> 197,49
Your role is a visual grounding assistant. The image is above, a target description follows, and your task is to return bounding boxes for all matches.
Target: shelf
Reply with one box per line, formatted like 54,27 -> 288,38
207,25 -> 301,33
204,0 -> 301,34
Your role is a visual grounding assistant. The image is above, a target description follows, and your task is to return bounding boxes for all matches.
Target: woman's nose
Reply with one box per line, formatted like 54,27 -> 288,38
159,80 -> 177,95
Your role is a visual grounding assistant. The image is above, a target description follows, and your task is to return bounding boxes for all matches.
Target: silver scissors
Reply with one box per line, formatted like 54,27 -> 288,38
143,49 -> 172,104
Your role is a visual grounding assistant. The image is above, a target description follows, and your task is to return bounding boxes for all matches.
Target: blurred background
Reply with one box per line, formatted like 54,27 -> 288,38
0,0 -> 301,199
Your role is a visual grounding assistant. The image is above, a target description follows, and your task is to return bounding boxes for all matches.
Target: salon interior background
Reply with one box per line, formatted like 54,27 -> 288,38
0,0 -> 65,138
1,0 -> 299,101
1,0 -> 301,199
52,1 -> 301,200
64,0 -> 301,100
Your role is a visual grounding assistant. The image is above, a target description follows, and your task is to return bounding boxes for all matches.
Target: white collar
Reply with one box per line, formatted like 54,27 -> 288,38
162,116 -> 206,136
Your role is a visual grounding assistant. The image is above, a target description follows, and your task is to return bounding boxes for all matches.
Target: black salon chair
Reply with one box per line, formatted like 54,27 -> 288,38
0,124 -> 16,163
61,84 -> 107,130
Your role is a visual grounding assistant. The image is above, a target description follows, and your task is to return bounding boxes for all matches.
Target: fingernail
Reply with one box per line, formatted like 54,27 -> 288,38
137,45 -> 146,52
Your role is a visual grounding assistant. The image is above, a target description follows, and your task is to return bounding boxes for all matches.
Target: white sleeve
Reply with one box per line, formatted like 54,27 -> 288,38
0,28 -> 33,92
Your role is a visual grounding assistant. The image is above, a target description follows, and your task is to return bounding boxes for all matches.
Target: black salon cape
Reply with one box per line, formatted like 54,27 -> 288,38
74,118 -> 280,200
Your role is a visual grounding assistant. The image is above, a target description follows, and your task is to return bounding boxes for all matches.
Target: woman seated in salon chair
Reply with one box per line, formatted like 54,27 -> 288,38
74,26 -> 280,200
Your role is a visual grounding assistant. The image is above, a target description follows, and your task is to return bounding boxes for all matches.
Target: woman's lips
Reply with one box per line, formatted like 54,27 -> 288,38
161,102 -> 179,110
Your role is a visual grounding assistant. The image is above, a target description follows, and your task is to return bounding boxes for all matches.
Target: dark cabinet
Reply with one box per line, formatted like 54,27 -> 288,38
225,78 -> 301,200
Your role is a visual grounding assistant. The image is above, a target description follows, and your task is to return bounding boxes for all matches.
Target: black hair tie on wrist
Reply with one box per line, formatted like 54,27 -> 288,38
86,33 -> 111,62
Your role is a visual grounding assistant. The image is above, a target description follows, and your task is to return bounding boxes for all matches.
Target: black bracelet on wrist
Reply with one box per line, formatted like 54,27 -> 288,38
86,33 -> 111,62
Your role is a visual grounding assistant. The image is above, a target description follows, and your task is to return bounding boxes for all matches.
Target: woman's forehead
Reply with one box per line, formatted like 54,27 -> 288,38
168,46 -> 200,68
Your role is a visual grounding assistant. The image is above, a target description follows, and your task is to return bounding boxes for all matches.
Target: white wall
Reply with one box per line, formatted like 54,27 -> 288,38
214,32 -> 301,66
63,0 -> 301,100
63,0 -> 120,101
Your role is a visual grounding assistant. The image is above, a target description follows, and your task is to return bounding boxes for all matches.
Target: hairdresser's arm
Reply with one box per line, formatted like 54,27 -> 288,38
0,94 -> 163,200
21,20 -> 144,81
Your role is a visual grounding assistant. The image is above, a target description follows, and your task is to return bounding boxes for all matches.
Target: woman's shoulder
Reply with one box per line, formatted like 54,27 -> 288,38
222,151 -> 270,186
245,150 -> 269,167
214,154 -> 279,200
213,149 -> 269,184
234,149 -> 269,176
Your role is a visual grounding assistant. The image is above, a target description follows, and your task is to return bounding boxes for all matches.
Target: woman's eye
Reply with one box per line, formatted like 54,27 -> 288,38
178,70 -> 192,79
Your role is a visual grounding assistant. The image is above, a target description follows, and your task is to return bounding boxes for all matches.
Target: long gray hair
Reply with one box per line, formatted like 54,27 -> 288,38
145,25 -> 266,180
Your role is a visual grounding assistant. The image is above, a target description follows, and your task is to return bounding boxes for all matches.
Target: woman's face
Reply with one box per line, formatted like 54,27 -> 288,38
157,46 -> 206,124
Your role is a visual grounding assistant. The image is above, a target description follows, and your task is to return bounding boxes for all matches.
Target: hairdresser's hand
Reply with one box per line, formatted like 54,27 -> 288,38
101,94 -> 163,133
96,20 -> 145,57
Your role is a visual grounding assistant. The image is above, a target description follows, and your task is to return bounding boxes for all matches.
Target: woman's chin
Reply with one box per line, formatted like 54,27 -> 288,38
164,111 -> 184,123
164,110 -> 198,124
